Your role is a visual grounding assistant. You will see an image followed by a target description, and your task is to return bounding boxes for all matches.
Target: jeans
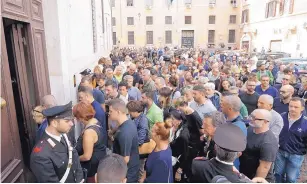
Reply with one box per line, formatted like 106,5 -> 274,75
274,149 -> 305,183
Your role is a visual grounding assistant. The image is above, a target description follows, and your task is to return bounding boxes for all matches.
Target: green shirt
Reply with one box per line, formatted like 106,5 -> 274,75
146,103 -> 163,129
240,102 -> 248,118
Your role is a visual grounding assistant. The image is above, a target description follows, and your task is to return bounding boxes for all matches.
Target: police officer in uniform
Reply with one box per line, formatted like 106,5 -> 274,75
30,102 -> 84,183
191,123 -> 250,183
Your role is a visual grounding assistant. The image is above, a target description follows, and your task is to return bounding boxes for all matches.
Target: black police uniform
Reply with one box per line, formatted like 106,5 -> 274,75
191,124 -> 248,183
30,102 -> 84,183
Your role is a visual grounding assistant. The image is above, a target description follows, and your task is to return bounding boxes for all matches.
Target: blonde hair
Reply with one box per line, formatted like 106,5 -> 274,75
94,65 -> 102,74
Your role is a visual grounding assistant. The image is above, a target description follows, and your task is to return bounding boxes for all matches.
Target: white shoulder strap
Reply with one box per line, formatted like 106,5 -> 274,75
59,134 -> 73,183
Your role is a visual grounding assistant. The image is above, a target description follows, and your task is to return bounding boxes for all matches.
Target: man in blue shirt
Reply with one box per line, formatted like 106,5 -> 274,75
273,85 -> 294,114
178,59 -> 188,71
255,75 -> 279,98
108,99 -> 140,183
275,97 -> 307,183
78,86 -> 107,146
220,95 -> 247,169
123,75 -> 141,100
122,64 -> 141,88
80,76 -> 106,110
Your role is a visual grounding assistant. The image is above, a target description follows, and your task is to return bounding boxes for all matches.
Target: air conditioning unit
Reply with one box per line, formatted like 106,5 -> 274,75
232,4 -> 238,8
185,4 -> 192,9
146,5 -> 152,10
209,3 -> 215,8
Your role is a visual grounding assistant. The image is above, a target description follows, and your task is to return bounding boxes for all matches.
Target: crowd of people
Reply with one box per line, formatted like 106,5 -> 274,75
30,46 -> 307,183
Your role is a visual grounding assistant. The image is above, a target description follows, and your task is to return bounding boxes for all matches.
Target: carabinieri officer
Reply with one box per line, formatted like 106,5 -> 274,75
30,102 -> 84,183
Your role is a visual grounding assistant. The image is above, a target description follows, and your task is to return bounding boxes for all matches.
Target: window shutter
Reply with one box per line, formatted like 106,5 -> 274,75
246,9 -> 249,22
289,0 -> 294,14
273,2 -> 277,17
265,3 -> 269,18
279,0 -> 284,15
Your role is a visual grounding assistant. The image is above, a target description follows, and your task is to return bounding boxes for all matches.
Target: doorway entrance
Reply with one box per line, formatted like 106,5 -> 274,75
181,30 -> 194,48
2,1 -> 50,181
3,18 -> 37,171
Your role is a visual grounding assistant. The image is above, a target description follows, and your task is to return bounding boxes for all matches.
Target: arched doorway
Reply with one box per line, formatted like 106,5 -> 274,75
241,33 -> 251,53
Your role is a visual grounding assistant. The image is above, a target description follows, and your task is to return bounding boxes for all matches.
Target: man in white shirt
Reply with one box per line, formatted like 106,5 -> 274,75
118,81 -> 135,105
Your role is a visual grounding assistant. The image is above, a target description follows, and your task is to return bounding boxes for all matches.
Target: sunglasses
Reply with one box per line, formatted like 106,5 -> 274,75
32,109 -> 42,114
248,116 -> 268,122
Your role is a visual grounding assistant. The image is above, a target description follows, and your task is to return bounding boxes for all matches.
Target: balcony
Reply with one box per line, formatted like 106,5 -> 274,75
209,0 -> 216,8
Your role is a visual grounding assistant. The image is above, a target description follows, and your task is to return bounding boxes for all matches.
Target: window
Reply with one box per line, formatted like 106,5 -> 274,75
229,15 -> 236,24
128,31 -> 134,45
184,0 -> 192,4
241,9 -> 249,23
280,0 -> 295,15
112,32 -> 116,45
209,15 -> 215,24
111,0 -> 115,7
127,0 -> 133,6
265,1 -> 277,18
112,17 -> 116,26
208,30 -> 215,43
185,16 -> 192,24
209,0 -> 216,5
146,16 -> 153,25
146,31 -> 153,44
145,0 -> 153,7
228,30 -> 236,43
231,0 -> 237,5
127,17 -> 134,25
165,16 -> 172,24
165,31 -> 172,44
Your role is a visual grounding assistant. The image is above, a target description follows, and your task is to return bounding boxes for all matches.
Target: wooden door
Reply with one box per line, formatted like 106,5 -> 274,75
181,30 -> 194,48
2,0 -> 51,104
1,0 -> 50,182
10,23 -> 37,161
1,23 -> 25,183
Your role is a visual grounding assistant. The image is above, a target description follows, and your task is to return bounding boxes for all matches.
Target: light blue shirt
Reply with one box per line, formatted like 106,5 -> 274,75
190,100 -> 217,120
128,87 -> 141,101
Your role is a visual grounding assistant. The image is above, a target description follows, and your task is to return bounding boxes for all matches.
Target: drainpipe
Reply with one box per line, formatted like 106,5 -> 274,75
120,0 -> 123,41
110,0 -> 113,48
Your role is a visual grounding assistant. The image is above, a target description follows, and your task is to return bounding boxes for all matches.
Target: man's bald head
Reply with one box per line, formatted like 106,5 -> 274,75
280,85 -> 294,94
41,95 -> 57,108
128,63 -> 137,75
280,85 -> 294,100
257,94 -> 273,111
251,109 -> 272,124
129,63 -> 136,70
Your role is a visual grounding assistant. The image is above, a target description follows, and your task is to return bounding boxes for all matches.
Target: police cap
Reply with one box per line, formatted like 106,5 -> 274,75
213,123 -> 246,152
42,101 -> 73,120
80,68 -> 91,76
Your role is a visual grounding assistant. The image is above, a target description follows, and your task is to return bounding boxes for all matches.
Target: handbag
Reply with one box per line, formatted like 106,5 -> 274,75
138,139 -> 156,155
